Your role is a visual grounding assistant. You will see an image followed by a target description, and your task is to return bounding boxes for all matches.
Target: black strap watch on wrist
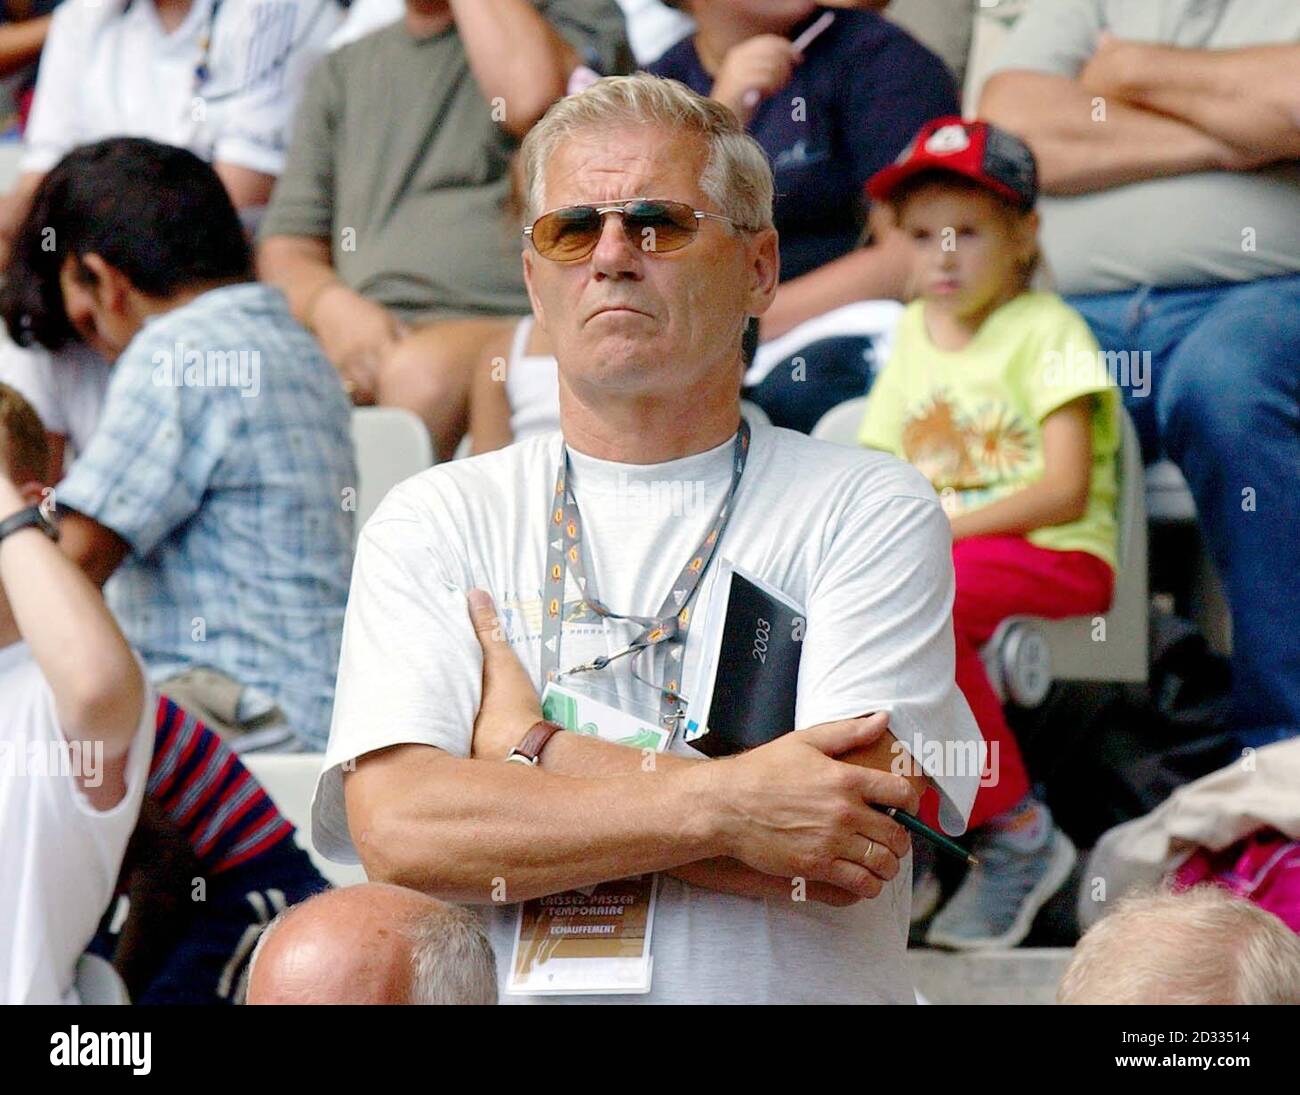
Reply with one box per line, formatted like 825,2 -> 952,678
0,505 -> 59,545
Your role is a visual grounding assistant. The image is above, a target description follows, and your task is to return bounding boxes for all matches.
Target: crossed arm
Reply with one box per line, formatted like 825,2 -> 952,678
346,719 -> 926,908
980,39 -> 1300,195
529,718 -> 930,905
344,593 -> 933,908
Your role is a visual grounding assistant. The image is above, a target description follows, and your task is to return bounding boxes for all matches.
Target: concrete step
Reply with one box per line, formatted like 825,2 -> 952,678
908,947 -> 1073,1005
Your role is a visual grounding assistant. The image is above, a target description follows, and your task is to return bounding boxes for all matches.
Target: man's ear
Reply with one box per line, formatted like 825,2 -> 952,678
1017,210 -> 1041,264
80,253 -> 133,316
744,226 -> 780,319
522,248 -> 549,334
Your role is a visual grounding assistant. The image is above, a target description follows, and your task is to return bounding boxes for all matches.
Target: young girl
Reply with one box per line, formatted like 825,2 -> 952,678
859,118 -> 1120,950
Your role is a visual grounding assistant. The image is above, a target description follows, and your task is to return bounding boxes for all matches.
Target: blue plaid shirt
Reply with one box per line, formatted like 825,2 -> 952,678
57,284 -> 355,747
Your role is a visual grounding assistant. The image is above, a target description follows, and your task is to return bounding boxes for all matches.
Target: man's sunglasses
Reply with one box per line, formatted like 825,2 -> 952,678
523,198 -> 745,262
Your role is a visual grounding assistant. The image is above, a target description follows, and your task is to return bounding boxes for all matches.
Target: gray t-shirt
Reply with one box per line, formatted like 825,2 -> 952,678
313,422 -> 981,1004
985,0 -> 1300,295
260,2 -> 633,324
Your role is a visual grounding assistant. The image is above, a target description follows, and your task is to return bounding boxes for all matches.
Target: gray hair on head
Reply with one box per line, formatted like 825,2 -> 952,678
242,893 -> 499,1005
1058,883 -> 1300,1005
518,72 -> 775,232
408,903 -> 498,1005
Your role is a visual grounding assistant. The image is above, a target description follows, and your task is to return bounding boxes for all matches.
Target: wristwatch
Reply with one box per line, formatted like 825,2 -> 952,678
505,720 -> 565,767
0,505 -> 59,545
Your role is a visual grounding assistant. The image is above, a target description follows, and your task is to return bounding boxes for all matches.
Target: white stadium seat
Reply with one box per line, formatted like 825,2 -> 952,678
241,753 -> 367,889
74,953 -> 132,1005
349,406 -> 434,541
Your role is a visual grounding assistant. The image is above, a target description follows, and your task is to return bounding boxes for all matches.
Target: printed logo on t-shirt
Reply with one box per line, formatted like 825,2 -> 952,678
901,391 -> 1033,500
499,594 -> 604,648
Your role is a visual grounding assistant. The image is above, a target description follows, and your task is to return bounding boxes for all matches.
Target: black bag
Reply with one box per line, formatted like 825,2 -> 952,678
1009,612 -> 1237,849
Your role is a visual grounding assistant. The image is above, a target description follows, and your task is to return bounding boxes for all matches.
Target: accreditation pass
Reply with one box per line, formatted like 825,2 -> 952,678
506,682 -> 668,995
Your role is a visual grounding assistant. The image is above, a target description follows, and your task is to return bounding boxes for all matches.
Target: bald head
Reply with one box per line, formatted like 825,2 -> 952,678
246,883 -> 497,1005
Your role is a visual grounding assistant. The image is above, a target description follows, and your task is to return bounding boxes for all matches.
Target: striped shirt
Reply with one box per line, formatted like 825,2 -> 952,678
149,696 -> 294,875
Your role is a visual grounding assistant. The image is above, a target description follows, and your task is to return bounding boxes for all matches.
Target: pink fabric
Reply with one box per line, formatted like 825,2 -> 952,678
1173,830 -> 1300,934
919,535 -> 1114,831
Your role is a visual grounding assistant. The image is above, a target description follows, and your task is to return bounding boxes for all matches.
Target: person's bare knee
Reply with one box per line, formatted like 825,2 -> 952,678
377,319 -> 513,460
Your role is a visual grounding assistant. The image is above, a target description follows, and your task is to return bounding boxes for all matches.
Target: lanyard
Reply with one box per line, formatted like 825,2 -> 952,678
193,0 -> 225,91
539,420 -> 751,729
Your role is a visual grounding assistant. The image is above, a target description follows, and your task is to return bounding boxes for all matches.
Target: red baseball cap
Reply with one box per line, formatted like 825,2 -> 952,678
868,116 -> 1038,210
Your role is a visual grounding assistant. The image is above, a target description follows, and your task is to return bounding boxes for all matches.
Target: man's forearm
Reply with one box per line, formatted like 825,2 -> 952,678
255,235 -> 343,324
1105,44 -> 1300,162
534,726 -> 927,901
449,0 -> 577,138
0,15 -> 50,78
214,162 -> 277,210
348,745 -> 724,904
521,734 -> 797,898
760,237 -> 912,341
538,725 -> 928,796
980,71 -> 1233,194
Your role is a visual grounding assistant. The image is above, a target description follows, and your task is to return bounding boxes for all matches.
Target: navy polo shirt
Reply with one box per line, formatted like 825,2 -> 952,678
649,8 -> 959,282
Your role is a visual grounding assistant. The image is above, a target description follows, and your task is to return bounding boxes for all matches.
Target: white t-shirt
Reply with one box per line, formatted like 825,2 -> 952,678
314,420 -> 980,1005
22,0 -> 342,176
328,0 -> 691,65
0,338 -> 110,466
1,642 -> 153,1004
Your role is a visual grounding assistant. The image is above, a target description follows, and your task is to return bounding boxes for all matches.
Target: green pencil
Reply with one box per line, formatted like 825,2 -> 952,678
885,806 -> 979,867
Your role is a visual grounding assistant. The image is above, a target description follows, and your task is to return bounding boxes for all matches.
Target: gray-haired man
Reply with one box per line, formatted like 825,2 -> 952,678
305,74 -> 981,1005
246,883 -> 498,1004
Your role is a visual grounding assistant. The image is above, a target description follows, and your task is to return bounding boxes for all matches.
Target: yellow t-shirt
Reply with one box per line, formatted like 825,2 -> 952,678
858,292 -> 1119,570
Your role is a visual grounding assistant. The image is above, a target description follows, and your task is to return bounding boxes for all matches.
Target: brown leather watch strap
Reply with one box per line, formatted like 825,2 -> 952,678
504,719 -> 565,767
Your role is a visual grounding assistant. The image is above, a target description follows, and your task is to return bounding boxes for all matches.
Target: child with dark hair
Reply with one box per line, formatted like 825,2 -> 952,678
1,137 -> 355,751
0,136 -> 256,352
859,118 -> 1120,950
0,132 -> 258,471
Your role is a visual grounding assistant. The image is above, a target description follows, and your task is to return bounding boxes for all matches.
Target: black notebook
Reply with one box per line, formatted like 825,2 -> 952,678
684,560 -> 805,757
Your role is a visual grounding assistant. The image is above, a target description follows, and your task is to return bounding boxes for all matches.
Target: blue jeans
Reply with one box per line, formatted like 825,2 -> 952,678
1068,274 -> 1300,747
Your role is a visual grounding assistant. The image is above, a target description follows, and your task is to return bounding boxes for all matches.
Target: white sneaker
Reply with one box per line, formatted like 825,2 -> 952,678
925,827 -> 1077,951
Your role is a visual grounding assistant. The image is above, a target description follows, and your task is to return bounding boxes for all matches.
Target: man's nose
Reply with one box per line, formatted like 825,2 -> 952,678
589,213 -> 643,280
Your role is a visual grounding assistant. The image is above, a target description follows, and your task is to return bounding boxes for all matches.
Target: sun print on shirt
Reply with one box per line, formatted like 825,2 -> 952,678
900,391 -> 1034,504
